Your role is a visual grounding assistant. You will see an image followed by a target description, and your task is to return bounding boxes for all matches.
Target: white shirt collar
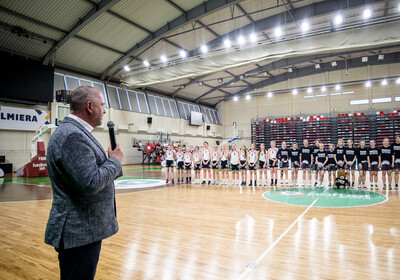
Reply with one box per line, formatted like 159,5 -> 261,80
68,114 -> 94,133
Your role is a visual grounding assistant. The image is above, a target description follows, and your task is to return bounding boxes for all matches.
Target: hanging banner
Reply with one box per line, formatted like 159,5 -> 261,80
0,106 -> 50,131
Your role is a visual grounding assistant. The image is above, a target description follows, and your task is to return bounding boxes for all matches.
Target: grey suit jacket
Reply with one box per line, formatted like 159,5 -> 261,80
45,117 -> 122,249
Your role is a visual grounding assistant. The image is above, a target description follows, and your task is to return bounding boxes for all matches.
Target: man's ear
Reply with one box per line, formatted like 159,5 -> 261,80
86,101 -> 94,114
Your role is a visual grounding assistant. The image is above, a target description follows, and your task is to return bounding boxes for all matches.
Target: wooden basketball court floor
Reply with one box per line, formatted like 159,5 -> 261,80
1,165 -> 400,280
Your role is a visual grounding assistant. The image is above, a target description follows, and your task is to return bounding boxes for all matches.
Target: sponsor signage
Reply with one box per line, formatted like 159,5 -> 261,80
0,106 -> 50,131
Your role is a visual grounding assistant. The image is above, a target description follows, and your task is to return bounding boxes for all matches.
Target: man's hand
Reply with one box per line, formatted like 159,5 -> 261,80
108,144 -> 123,163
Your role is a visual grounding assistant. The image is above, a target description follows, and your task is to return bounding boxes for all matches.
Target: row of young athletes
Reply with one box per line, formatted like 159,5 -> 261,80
163,136 -> 400,189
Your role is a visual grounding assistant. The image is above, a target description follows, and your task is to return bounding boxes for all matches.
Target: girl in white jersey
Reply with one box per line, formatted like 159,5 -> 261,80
184,147 -> 193,184
247,143 -> 258,186
230,143 -> 240,186
193,146 -> 202,184
201,141 -> 212,185
268,140 -> 279,186
258,143 -> 267,186
211,145 -> 221,185
176,146 -> 184,184
239,145 -> 248,186
220,143 -> 229,185
164,144 -> 176,184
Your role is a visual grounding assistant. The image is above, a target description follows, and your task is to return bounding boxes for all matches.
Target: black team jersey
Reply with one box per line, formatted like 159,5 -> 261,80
392,143 -> 400,162
327,150 -> 336,165
316,150 -> 327,164
289,149 -> 300,163
312,145 -> 320,162
278,148 -> 290,161
335,146 -> 345,162
380,146 -> 393,165
345,147 -> 357,162
368,147 -> 380,165
301,146 -> 312,164
357,147 -> 368,163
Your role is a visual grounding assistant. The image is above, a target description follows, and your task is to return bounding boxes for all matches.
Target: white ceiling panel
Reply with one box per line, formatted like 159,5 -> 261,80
170,0 -> 204,11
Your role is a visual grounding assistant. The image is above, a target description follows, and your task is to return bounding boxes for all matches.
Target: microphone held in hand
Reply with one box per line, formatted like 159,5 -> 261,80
107,121 -> 116,150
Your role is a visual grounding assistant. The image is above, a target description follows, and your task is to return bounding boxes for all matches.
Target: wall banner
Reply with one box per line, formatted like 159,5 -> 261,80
0,106 -> 50,131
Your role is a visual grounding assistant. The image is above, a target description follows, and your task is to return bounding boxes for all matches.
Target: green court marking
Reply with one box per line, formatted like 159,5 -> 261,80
123,167 -> 162,172
116,176 -> 163,180
263,187 -> 387,208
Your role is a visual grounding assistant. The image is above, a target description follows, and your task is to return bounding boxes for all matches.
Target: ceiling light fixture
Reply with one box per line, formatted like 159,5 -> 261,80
365,81 -> 371,87
275,27 -> 282,37
238,36 -> 245,45
143,60 -> 150,67
307,87 -> 313,94
301,21 -> 310,32
233,96 -> 238,102
292,89 -> 298,95
218,78 -> 223,84
334,14 -> 343,25
249,33 -> 257,43
123,65 -> 130,71
198,81 -> 203,86
381,79 -> 388,86
378,54 -> 384,60
246,95 -> 251,100
331,61 -> 337,67
262,72 -> 268,76
362,56 -> 368,62
315,64 -> 321,69
268,92 -> 273,97
363,8 -> 371,19
201,45 -> 208,53
396,77 -> 400,84
180,85 -> 185,89
288,67 -> 293,73
160,55 -> 168,63
179,50 -> 187,58
321,86 -> 327,92
335,84 -> 341,91
239,75 -> 244,80
224,39 -> 231,48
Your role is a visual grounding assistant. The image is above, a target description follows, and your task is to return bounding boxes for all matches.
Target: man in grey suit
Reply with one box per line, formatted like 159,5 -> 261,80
45,86 -> 123,279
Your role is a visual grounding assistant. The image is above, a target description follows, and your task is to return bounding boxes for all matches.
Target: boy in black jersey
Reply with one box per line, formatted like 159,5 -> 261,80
393,135 -> 400,189
300,139 -> 313,186
368,140 -> 380,190
312,139 -> 321,187
290,142 -> 301,186
278,141 -> 290,186
380,138 -> 394,190
335,138 -> 346,172
344,139 -> 357,188
315,143 -> 328,187
326,144 -> 337,187
357,139 -> 369,189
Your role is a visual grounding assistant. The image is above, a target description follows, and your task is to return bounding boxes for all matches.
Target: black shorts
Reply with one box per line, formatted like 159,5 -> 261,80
177,161 -> 184,169
313,162 -> 318,170
327,164 -> 336,172
381,164 -> 392,171
194,163 -> 201,170
301,161 -> 311,169
240,160 -> 247,170
166,160 -> 174,167
220,160 -> 228,169
248,163 -> 256,170
259,161 -> 266,169
184,163 -> 191,170
369,164 -> 378,171
291,161 -> 300,169
316,165 -> 326,171
269,159 -> 278,167
211,161 -> 218,169
203,161 -> 210,168
395,162 -> 400,170
280,161 -> 289,168
359,162 -> 368,171
345,163 -> 356,170
231,164 -> 239,171
336,161 -> 345,170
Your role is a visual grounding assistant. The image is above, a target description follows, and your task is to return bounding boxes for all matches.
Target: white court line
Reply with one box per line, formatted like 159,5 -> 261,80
237,187 -> 328,280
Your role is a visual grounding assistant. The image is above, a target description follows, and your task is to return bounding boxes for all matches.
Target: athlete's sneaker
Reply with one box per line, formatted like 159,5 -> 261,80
352,182 -> 355,188
208,180 -> 211,185
201,180 -> 206,185
249,181 -> 253,187
172,179 -> 175,184
370,185 -> 374,190
328,182 -> 332,187
280,181 -> 283,185
309,181 -> 312,187
216,180 -> 219,185
212,180 -> 215,185
166,179 -> 169,183
375,185 -> 379,190
302,181 -> 305,186
383,184 -> 387,190
358,185 -> 362,189
395,184 -> 399,190
314,182 -> 318,187
363,185 -> 367,189
389,185 -> 393,190
237,181 -> 240,186
259,181 -> 262,186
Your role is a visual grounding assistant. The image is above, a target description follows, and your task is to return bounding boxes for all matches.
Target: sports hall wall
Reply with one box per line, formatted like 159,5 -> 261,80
220,63 -> 400,147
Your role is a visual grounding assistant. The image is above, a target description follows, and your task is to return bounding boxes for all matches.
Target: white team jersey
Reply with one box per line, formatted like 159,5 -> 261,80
184,152 -> 192,163
176,152 -> 183,162
212,151 -> 220,161
259,150 -> 266,161
193,152 -> 201,162
166,150 -> 175,160
230,150 -> 239,164
268,148 -> 278,159
249,150 -> 257,163
202,148 -> 211,160
240,151 -> 247,161
221,150 -> 229,161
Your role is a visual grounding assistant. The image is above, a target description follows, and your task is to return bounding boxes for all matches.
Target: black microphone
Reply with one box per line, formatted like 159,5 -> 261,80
107,121 -> 116,150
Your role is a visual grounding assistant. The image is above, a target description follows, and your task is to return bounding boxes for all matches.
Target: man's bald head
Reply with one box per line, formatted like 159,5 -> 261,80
70,86 -> 102,113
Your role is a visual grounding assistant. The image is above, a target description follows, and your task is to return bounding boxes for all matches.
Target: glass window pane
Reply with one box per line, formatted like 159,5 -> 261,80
194,105 -> 201,112
106,86 -> 120,109
79,79 -> 92,87
65,76 -> 79,90
170,100 -> 179,118
147,95 -> 158,115
201,108 -> 209,123
92,82 -> 108,108
177,102 -> 186,119
117,88 -> 130,111
137,92 -> 149,114
155,97 -> 165,116
189,104 -> 195,113
215,110 -> 222,124
212,110 -> 219,124
207,109 -> 214,124
54,73 -> 65,92
162,99 -> 173,117
127,90 -> 140,113
183,103 -> 191,118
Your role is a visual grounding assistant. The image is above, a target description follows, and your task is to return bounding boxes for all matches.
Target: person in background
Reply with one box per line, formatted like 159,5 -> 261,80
289,142 -> 300,186
184,146 -> 192,184
300,139 -> 312,187
327,144 -> 337,187
344,139 -> 357,188
211,145 -> 221,185
230,143 -> 240,186
380,138 -> 394,190
248,143 -> 258,187
315,143 -> 328,187
278,141 -> 290,186
335,138 -> 346,174
192,146 -> 202,184
45,86 -> 123,280
176,146 -> 184,184
312,139 -> 321,187
368,140 -> 379,191
258,143 -> 267,186
220,143 -> 229,185
165,144 -> 176,184
357,139 -> 369,190
268,140 -> 279,186
201,141 -> 212,185
239,145 -> 248,186
393,135 -> 400,190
